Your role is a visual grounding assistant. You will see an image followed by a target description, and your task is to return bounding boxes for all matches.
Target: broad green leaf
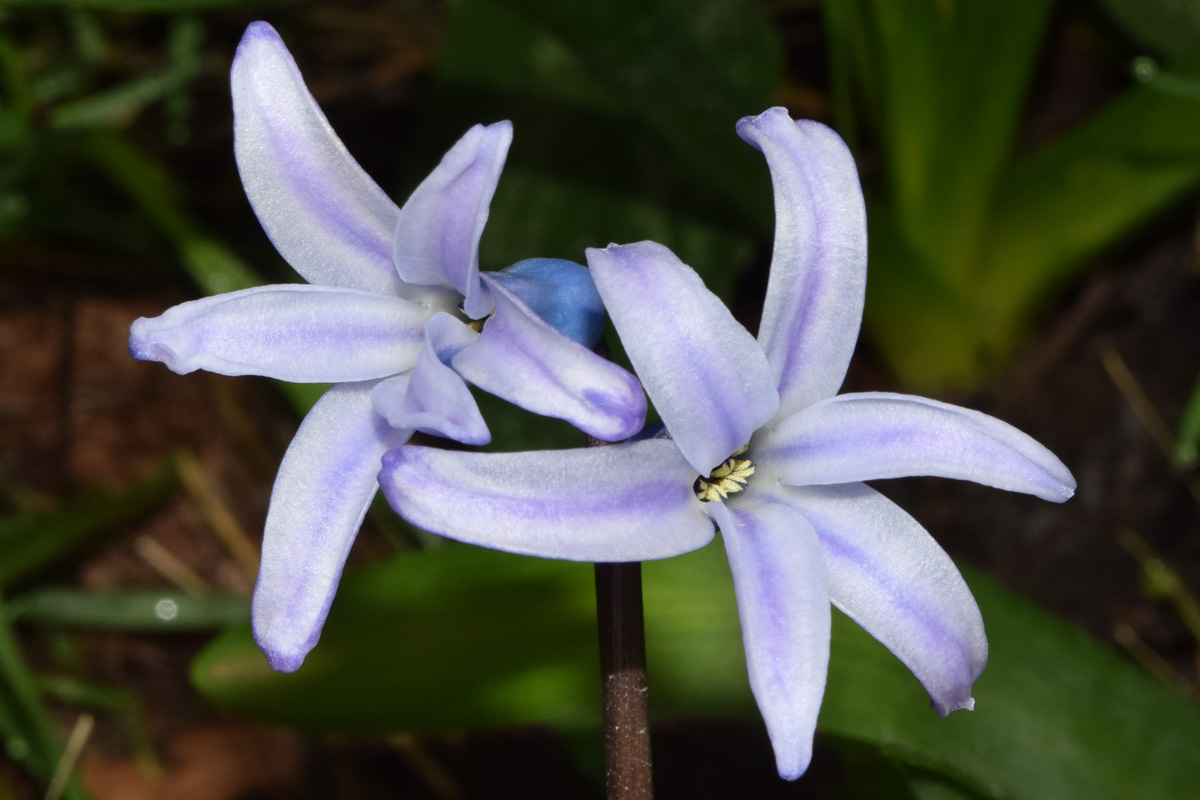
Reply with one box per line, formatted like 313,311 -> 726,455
825,0 -> 1054,279
193,549 -> 600,731
1096,0 -> 1200,61
0,458 -> 177,589
979,55 -> 1200,343
858,40 -> 1200,389
9,590 -> 248,631
193,543 -> 1200,799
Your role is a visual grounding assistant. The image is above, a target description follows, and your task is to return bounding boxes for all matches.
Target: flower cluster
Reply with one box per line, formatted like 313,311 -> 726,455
131,22 -> 1074,780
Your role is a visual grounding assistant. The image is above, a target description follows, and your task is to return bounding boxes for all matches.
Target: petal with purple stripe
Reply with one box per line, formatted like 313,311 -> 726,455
586,241 -> 778,474
392,122 -> 512,318
736,109 -> 867,416
379,439 -> 713,561
760,392 -> 1076,502
765,482 -> 987,716
252,382 -> 412,672
708,500 -> 830,780
128,284 -> 432,382
450,276 -> 646,442
371,316 -> 489,445
232,22 -> 405,296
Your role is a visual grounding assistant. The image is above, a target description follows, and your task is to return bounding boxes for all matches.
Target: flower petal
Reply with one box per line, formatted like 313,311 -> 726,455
128,284 -> 431,381
231,22 -> 406,296
379,439 -> 714,561
708,500 -> 830,780
736,109 -> 867,415
392,122 -> 512,318
370,316 -> 489,445
252,382 -> 412,672
450,276 -> 647,441
490,258 -> 606,347
766,482 -> 987,716
760,392 -> 1076,502
586,241 -> 779,474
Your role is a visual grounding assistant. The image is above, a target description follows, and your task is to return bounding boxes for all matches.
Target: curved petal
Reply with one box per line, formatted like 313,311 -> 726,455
760,392 -> 1076,502
736,109 -> 867,415
232,22 -> 406,296
763,482 -> 987,716
451,276 -> 646,441
252,382 -> 412,672
586,242 -> 778,474
708,500 -> 830,780
392,122 -> 512,318
129,284 -> 431,381
490,258 -> 605,348
370,316 -> 489,445
379,439 -> 714,561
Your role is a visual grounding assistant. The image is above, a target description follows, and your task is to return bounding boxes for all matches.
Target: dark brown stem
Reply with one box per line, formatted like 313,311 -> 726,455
594,561 -> 653,800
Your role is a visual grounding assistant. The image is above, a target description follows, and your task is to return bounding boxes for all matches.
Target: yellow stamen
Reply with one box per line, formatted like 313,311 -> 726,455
694,445 -> 755,502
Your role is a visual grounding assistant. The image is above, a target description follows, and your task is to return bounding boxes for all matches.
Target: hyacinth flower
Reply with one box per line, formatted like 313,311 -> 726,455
379,108 -> 1075,779
128,22 -> 644,672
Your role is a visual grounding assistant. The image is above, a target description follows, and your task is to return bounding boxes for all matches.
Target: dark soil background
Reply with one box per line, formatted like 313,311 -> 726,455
1,1 -> 1198,798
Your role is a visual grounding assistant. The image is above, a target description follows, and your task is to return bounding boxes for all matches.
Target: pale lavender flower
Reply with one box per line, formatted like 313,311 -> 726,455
378,108 -> 1075,779
128,22 -> 644,672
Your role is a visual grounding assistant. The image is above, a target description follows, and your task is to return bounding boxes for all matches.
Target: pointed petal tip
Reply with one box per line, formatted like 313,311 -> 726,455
252,616 -> 314,674
128,319 -> 187,373
580,381 -> 648,442
1054,472 -> 1077,503
241,20 -> 280,42
256,637 -> 308,674
775,754 -> 811,782
932,692 -> 976,718
482,118 -> 513,138
735,105 -> 791,136
769,726 -> 813,781
234,21 -> 286,65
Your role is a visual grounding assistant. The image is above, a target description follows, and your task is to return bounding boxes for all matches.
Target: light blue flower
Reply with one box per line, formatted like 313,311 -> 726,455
128,22 -> 645,672
377,108 -> 1075,779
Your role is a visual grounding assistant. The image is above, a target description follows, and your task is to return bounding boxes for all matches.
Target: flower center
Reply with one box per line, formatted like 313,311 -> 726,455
458,303 -> 491,333
693,445 -> 755,502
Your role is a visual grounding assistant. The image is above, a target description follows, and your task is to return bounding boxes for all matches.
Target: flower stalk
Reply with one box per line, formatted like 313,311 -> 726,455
595,561 -> 653,800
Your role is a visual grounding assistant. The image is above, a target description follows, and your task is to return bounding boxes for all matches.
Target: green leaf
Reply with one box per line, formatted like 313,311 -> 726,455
193,543 -> 1200,799
826,0 -> 1055,278
50,17 -> 203,130
193,548 -> 601,731
1095,0 -> 1200,61
494,0 -> 782,228
0,594 -> 77,797
0,458 -> 177,589
9,590 -> 248,632
979,54 -> 1200,338
1175,371 -> 1200,468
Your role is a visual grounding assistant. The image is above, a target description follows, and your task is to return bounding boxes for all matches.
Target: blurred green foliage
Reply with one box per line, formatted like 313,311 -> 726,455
828,0 -> 1200,389
2,0 -> 1200,796
193,542 -> 1200,800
